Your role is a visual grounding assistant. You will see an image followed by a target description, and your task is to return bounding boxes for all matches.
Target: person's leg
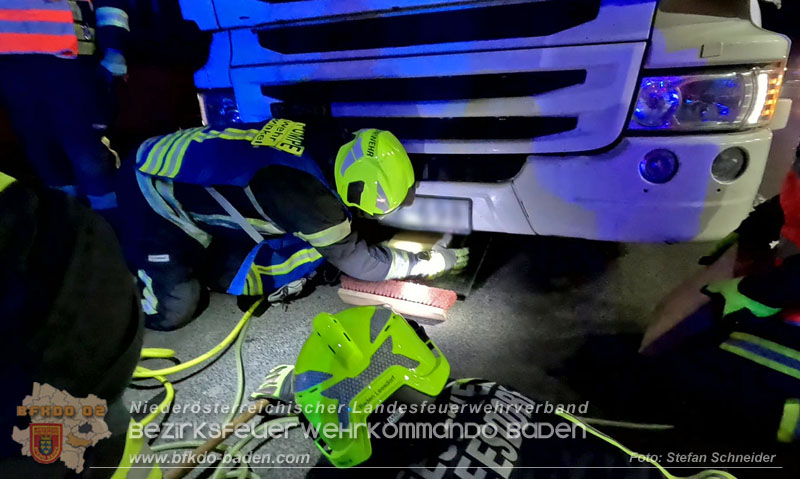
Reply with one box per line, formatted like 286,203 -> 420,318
116,158 -> 207,330
136,266 -> 205,331
0,56 -> 77,191
48,56 -> 117,210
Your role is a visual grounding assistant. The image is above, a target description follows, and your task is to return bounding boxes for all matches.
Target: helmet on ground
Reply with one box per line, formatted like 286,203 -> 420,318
294,306 -> 450,468
334,129 -> 415,215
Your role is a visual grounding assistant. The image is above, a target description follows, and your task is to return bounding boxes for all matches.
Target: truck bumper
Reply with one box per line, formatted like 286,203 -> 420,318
382,129 -> 775,242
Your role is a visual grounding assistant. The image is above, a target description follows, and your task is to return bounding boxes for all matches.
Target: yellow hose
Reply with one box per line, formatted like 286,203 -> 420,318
134,301 -> 261,379
138,375 -> 174,426
133,299 -> 263,425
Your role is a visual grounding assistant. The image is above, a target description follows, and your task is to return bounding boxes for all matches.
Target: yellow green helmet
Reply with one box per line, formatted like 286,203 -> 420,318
294,306 -> 450,468
334,129 -> 415,215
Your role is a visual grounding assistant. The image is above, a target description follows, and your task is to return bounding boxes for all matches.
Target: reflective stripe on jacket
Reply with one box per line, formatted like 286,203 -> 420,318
134,124 -> 347,242
136,125 -> 329,186
778,399 -> 800,443
0,0 -> 79,57
228,235 -> 324,296
133,124 -> 349,296
719,330 -> 800,443
720,331 -> 800,381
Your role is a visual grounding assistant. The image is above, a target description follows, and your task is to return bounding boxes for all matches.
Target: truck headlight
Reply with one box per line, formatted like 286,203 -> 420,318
198,89 -> 242,127
629,67 -> 784,131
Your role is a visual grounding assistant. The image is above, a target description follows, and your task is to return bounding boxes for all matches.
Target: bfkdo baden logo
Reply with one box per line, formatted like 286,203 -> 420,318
12,383 -> 111,473
31,424 -> 63,464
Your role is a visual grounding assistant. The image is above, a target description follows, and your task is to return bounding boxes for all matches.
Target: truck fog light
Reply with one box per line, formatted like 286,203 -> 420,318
711,147 -> 748,183
639,149 -> 678,184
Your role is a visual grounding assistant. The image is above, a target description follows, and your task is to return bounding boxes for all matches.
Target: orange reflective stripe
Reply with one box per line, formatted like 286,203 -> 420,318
0,33 -> 77,56
0,9 -> 74,23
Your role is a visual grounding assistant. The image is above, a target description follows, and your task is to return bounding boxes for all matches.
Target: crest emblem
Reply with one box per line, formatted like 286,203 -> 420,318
31,424 -> 62,464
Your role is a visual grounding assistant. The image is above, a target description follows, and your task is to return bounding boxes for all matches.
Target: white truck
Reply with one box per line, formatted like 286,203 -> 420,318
179,0 -> 792,241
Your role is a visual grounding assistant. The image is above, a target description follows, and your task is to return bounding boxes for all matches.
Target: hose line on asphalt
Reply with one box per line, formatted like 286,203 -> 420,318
212,417 -> 301,479
138,375 -> 174,427
223,316 -> 253,425
556,411 -> 737,479
134,299 -> 262,379
130,297 -> 266,479
574,416 -> 674,430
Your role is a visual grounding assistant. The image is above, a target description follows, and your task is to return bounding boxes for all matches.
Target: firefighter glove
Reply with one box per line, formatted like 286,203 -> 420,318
251,364 -> 295,404
703,278 -> 781,319
410,247 -> 469,279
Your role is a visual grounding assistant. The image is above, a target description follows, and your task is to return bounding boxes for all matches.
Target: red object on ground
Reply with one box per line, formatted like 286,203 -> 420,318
338,276 -> 458,321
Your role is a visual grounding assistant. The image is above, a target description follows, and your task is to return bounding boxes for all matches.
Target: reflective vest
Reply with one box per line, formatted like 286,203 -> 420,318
719,330 -> 800,443
0,0 -> 93,57
134,124 -> 350,296
136,125 -> 330,186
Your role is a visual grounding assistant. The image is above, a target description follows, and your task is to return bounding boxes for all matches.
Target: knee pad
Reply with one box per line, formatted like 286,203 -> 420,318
144,280 -> 204,331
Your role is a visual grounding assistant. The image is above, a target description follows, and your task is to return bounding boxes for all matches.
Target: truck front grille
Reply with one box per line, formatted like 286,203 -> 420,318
410,154 -> 528,182
260,70 -> 586,103
225,1 -> 652,154
257,0 -> 601,54
334,116 -> 577,141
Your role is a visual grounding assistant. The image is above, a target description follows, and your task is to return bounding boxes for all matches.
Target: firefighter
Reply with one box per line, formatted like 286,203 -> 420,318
658,143 -> 800,446
0,0 -> 130,211
115,120 -> 469,331
0,171 -> 158,478
570,145 -> 800,458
